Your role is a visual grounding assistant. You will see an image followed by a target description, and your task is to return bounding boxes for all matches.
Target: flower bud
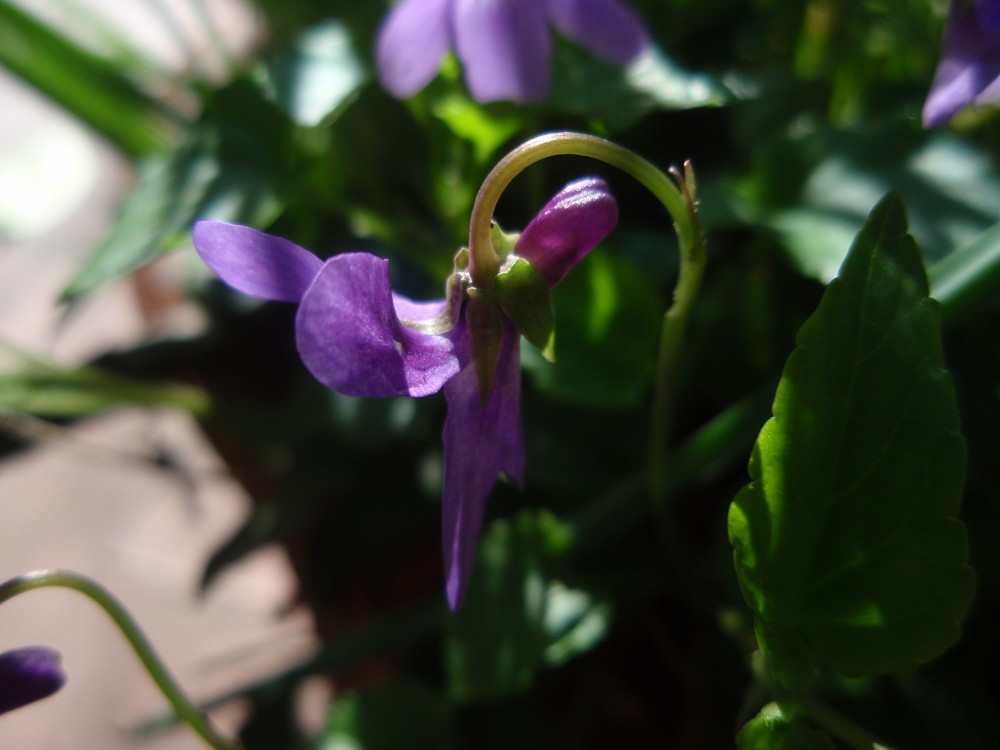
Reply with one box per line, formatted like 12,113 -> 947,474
0,647 -> 66,715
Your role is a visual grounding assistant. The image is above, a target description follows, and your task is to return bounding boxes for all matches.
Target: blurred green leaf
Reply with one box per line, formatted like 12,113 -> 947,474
310,679 -> 458,750
729,194 -> 974,688
62,79 -> 287,299
549,41 -> 730,128
522,250 -> 661,408
0,0 -> 176,157
753,127 -> 1000,282
736,703 -> 836,750
258,19 -> 367,127
432,92 -> 524,165
446,510 -> 611,702
0,342 -> 208,418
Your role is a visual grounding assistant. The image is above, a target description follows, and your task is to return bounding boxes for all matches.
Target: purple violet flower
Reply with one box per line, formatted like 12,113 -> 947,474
0,647 -> 65,715
193,179 -> 618,609
924,0 -> 1000,127
376,0 -> 650,103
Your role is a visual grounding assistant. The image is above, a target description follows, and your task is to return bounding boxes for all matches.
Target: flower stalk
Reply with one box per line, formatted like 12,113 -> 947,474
0,569 -> 240,750
467,132 -> 706,542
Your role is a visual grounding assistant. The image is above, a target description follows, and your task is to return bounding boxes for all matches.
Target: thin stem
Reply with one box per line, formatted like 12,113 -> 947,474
468,132 -> 706,547
0,569 -> 241,750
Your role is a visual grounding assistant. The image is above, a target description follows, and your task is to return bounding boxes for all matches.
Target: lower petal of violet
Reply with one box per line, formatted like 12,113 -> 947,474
441,322 -> 525,610
296,253 -> 464,398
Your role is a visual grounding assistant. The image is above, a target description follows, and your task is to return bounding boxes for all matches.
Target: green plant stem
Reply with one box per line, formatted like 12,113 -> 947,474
0,569 -> 241,750
468,132 -> 706,550
800,696 -> 895,750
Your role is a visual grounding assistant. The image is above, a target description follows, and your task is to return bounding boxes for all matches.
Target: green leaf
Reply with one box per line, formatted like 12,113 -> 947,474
549,40 -> 730,129
729,193 -> 974,688
0,0 -> 175,157
62,79 -> 286,299
521,250 -> 661,408
310,679 -> 458,750
758,128 -> 1000,283
258,19 -> 367,127
0,343 -> 208,418
736,703 -> 837,750
446,510 -> 612,702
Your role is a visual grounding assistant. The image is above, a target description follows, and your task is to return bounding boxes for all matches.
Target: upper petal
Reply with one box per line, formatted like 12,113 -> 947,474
923,1 -> 1000,127
442,322 -> 524,610
515,178 -> 618,287
193,221 -> 323,303
544,0 -> 649,65
376,0 -> 454,98
296,253 -> 463,398
453,0 -> 552,103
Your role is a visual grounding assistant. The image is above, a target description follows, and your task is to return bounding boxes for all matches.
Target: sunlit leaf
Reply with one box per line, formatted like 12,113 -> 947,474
729,194 -> 974,688
258,19 -> 367,127
549,41 -> 730,128
761,128 -> 1000,282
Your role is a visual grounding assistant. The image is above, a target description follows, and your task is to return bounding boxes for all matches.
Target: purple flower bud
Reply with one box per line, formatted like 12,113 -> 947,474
377,0 -> 650,103
0,647 -> 65,715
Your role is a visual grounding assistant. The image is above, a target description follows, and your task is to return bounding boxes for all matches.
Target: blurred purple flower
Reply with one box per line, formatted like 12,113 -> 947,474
376,0 -> 650,103
0,647 -> 65,715
193,179 -> 617,608
924,0 -> 1000,127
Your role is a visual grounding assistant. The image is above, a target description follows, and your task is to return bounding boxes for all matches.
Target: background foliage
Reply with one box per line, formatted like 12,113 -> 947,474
3,0 -> 1000,747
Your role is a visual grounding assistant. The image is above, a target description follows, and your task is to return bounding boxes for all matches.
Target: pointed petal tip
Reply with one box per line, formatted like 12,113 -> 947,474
192,221 -> 323,303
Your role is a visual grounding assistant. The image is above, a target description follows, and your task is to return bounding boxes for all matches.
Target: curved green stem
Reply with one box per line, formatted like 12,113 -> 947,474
0,569 -> 241,750
469,132 -> 706,547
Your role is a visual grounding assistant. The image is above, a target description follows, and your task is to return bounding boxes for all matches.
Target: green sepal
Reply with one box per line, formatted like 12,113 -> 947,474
467,290 -> 504,405
490,222 -> 520,263
494,256 -> 556,362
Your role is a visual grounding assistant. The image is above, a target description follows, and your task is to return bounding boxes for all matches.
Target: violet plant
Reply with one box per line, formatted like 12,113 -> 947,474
192,132 -> 703,610
4,2 -> 1000,748
376,0 -> 649,102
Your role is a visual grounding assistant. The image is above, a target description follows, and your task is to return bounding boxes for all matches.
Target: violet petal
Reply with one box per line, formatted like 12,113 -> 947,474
0,647 -> 65,715
975,0 -> 1000,34
453,0 -> 552,103
442,322 -> 525,610
376,0 -> 454,98
296,253 -> 464,398
545,0 -> 649,65
515,178 -> 619,287
923,1 -> 1000,127
193,221 -> 323,303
